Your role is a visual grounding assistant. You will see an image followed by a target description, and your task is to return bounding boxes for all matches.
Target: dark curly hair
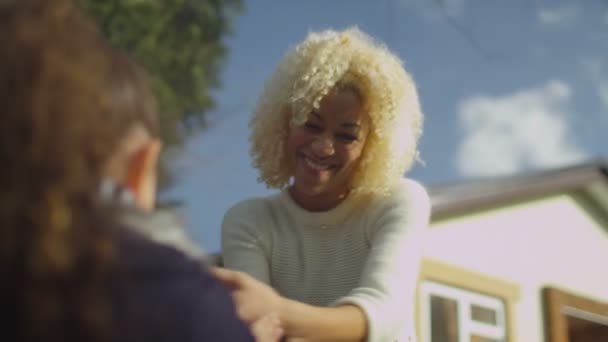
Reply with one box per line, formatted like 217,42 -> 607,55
0,0 -> 158,340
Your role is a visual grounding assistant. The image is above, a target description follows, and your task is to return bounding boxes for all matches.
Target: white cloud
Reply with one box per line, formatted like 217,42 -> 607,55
538,5 -> 579,27
456,80 -> 588,177
599,84 -> 608,109
581,58 -> 608,110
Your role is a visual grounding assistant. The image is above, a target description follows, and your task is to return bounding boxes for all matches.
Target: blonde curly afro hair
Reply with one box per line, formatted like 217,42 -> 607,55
250,27 -> 423,195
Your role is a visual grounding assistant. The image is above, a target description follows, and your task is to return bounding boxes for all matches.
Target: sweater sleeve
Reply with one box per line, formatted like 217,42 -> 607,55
333,179 -> 430,342
221,199 -> 272,284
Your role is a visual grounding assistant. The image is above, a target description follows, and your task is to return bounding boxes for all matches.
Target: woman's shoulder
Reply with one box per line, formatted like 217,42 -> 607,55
376,178 -> 430,210
355,178 -> 429,223
360,178 -> 431,238
394,178 -> 430,202
111,231 -> 254,341
223,192 -> 281,221
113,229 -> 206,277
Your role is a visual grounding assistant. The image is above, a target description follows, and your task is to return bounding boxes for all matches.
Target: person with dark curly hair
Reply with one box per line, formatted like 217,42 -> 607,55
0,0 -> 281,341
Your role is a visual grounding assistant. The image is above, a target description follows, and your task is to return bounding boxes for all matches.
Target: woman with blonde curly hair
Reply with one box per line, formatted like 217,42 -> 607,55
217,27 -> 431,341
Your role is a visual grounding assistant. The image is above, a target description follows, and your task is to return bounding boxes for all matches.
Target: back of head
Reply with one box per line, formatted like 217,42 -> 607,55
0,0 -> 158,340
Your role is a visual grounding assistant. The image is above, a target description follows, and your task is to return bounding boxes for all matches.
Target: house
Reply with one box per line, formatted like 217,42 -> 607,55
418,160 -> 608,342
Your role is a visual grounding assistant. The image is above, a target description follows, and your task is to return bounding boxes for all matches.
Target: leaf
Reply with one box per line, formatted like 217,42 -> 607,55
79,0 -> 244,188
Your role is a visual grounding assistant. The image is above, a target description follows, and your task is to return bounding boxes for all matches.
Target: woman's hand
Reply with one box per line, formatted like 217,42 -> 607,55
212,267 -> 285,323
250,313 -> 284,342
213,267 -> 367,341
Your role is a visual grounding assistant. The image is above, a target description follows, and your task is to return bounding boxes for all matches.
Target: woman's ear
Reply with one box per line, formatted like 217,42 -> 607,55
125,138 -> 162,211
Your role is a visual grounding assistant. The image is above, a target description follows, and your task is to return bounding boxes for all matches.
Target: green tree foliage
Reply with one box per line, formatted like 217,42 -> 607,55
80,0 -> 243,185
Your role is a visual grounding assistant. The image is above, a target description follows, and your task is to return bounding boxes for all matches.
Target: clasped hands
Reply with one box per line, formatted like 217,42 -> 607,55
213,267 -> 287,342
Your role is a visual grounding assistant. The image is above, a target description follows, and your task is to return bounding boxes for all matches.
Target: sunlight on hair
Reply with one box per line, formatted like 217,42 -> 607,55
249,27 -> 424,195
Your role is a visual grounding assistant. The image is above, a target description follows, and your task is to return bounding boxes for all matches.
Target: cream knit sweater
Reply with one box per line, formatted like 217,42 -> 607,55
222,178 -> 430,341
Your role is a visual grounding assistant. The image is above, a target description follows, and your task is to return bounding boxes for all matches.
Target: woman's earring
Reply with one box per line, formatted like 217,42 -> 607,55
99,178 -> 136,207
118,187 -> 136,206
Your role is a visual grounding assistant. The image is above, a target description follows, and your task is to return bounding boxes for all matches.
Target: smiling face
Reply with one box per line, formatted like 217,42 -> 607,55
286,87 -> 370,210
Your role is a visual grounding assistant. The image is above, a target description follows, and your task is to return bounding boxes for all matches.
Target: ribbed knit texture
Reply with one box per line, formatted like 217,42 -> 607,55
222,178 -> 430,341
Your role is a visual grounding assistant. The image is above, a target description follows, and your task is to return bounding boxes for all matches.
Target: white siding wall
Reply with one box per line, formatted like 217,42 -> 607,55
424,194 -> 608,341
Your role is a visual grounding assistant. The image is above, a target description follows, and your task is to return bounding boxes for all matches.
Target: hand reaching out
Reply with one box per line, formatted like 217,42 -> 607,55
250,313 -> 284,342
212,267 -> 284,322
213,267 -> 368,341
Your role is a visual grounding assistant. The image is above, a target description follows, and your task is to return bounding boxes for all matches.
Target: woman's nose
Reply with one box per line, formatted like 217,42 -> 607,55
311,136 -> 335,157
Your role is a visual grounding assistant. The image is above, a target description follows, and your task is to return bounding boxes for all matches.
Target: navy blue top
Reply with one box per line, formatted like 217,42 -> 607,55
109,231 -> 254,342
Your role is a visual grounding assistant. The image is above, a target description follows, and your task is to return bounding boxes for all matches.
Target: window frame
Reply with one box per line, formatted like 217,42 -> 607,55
421,280 -> 507,341
543,287 -> 608,342
417,259 -> 520,342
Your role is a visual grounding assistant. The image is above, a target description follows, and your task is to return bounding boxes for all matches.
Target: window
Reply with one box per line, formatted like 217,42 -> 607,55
544,287 -> 608,342
421,281 -> 506,342
417,259 -> 520,342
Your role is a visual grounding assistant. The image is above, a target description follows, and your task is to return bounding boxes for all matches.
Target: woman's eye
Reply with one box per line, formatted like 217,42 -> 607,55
304,122 -> 322,132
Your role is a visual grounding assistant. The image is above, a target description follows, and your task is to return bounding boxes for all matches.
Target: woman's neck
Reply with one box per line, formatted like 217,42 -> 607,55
287,186 -> 350,212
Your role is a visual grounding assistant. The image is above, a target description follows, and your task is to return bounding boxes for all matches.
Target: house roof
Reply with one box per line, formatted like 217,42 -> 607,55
428,160 -> 608,220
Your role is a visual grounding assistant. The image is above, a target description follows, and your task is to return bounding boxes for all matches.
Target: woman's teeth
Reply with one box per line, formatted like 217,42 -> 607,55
304,156 -> 331,171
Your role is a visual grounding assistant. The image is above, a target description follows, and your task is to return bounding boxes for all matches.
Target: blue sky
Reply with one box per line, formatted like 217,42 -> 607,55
163,0 -> 608,252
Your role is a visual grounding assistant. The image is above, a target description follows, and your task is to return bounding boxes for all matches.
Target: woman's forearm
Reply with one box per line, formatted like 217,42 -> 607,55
280,299 -> 367,341
213,267 -> 369,341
